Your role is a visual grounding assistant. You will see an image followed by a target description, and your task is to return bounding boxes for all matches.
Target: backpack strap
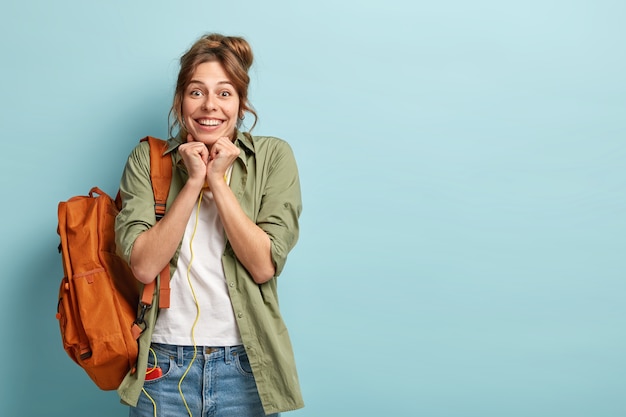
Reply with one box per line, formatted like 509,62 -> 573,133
143,136 -> 172,221
140,136 -> 172,309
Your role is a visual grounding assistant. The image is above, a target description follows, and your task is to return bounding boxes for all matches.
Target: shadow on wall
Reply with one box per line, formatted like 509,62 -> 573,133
7,234 -> 125,416
4,94 -> 172,416
3,81 -> 173,415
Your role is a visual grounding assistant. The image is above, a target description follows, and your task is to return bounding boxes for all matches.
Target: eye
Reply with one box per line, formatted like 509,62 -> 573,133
219,90 -> 232,97
189,89 -> 203,97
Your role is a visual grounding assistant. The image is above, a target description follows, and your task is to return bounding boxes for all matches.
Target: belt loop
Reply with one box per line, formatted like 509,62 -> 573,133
177,345 -> 184,366
224,346 -> 231,364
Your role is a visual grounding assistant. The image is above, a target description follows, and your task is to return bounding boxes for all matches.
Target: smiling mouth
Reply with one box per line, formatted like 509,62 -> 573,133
197,119 -> 222,126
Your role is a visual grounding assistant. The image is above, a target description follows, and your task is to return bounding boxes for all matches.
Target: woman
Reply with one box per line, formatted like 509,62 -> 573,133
114,33 -> 303,417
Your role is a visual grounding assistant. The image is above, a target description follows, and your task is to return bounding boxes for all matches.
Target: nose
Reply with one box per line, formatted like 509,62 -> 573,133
202,94 -> 216,111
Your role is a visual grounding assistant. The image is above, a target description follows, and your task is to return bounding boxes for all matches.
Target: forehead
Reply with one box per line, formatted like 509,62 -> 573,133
188,61 -> 232,85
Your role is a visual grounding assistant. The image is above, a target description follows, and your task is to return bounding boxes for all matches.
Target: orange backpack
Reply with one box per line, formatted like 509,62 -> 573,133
56,136 -> 172,390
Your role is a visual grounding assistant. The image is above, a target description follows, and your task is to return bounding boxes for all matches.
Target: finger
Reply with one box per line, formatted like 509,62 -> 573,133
198,145 -> 209,164
180,143 -> 208,167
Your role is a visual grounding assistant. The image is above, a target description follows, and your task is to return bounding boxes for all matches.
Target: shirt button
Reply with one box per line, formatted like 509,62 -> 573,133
229,282 -> 235,288
237,312 -> 243,318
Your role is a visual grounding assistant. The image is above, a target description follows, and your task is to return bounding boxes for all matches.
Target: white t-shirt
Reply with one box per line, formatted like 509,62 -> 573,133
151,186 -> 242,347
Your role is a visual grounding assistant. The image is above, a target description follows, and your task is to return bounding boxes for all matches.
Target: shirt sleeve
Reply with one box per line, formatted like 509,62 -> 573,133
256,139 -> 303,278
114,141 -> 156,266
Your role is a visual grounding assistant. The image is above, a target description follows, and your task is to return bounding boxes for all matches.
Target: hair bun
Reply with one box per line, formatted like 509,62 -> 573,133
202,34 -> 253,71
223,36 -> 253,71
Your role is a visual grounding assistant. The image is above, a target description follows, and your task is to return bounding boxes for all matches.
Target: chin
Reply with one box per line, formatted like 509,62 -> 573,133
192,129 -> 235,143
188,132 -> 215,142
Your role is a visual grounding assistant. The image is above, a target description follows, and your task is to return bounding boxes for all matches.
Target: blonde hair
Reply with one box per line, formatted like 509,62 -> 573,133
169,33 -> 257,137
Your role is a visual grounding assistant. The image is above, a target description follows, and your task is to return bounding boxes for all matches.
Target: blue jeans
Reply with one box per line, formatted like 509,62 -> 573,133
129,343 -> 279,417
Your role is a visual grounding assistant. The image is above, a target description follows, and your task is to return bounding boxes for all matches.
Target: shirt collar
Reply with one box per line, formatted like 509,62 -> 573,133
234,130 -> 255,155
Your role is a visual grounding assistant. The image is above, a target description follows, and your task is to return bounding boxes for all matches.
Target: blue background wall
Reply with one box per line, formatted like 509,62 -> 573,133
1,1 -> 625,416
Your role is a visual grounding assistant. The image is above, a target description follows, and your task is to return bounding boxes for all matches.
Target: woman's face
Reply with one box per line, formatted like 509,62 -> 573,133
182,61 -> 241,147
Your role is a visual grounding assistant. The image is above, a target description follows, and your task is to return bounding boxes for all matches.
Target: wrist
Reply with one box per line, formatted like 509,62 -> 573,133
184,177 -> 204,191
206,169 -> 229,185
207,175 -> 228,190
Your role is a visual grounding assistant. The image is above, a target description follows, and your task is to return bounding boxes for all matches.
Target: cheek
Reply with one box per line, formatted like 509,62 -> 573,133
181,100 -> 193,119
229,102 -> 241,119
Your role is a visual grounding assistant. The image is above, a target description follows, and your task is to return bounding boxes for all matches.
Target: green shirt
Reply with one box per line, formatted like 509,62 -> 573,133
115,131 -> 304,414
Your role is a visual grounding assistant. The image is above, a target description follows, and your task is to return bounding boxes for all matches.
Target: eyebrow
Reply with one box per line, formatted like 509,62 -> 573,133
188,80 -> 234,87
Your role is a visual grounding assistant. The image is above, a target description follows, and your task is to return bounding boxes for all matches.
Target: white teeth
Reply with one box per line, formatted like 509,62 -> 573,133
199,119 -> 221,126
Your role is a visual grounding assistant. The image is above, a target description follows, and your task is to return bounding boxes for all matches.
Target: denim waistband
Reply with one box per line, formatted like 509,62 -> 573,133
150,343 -> 246,365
